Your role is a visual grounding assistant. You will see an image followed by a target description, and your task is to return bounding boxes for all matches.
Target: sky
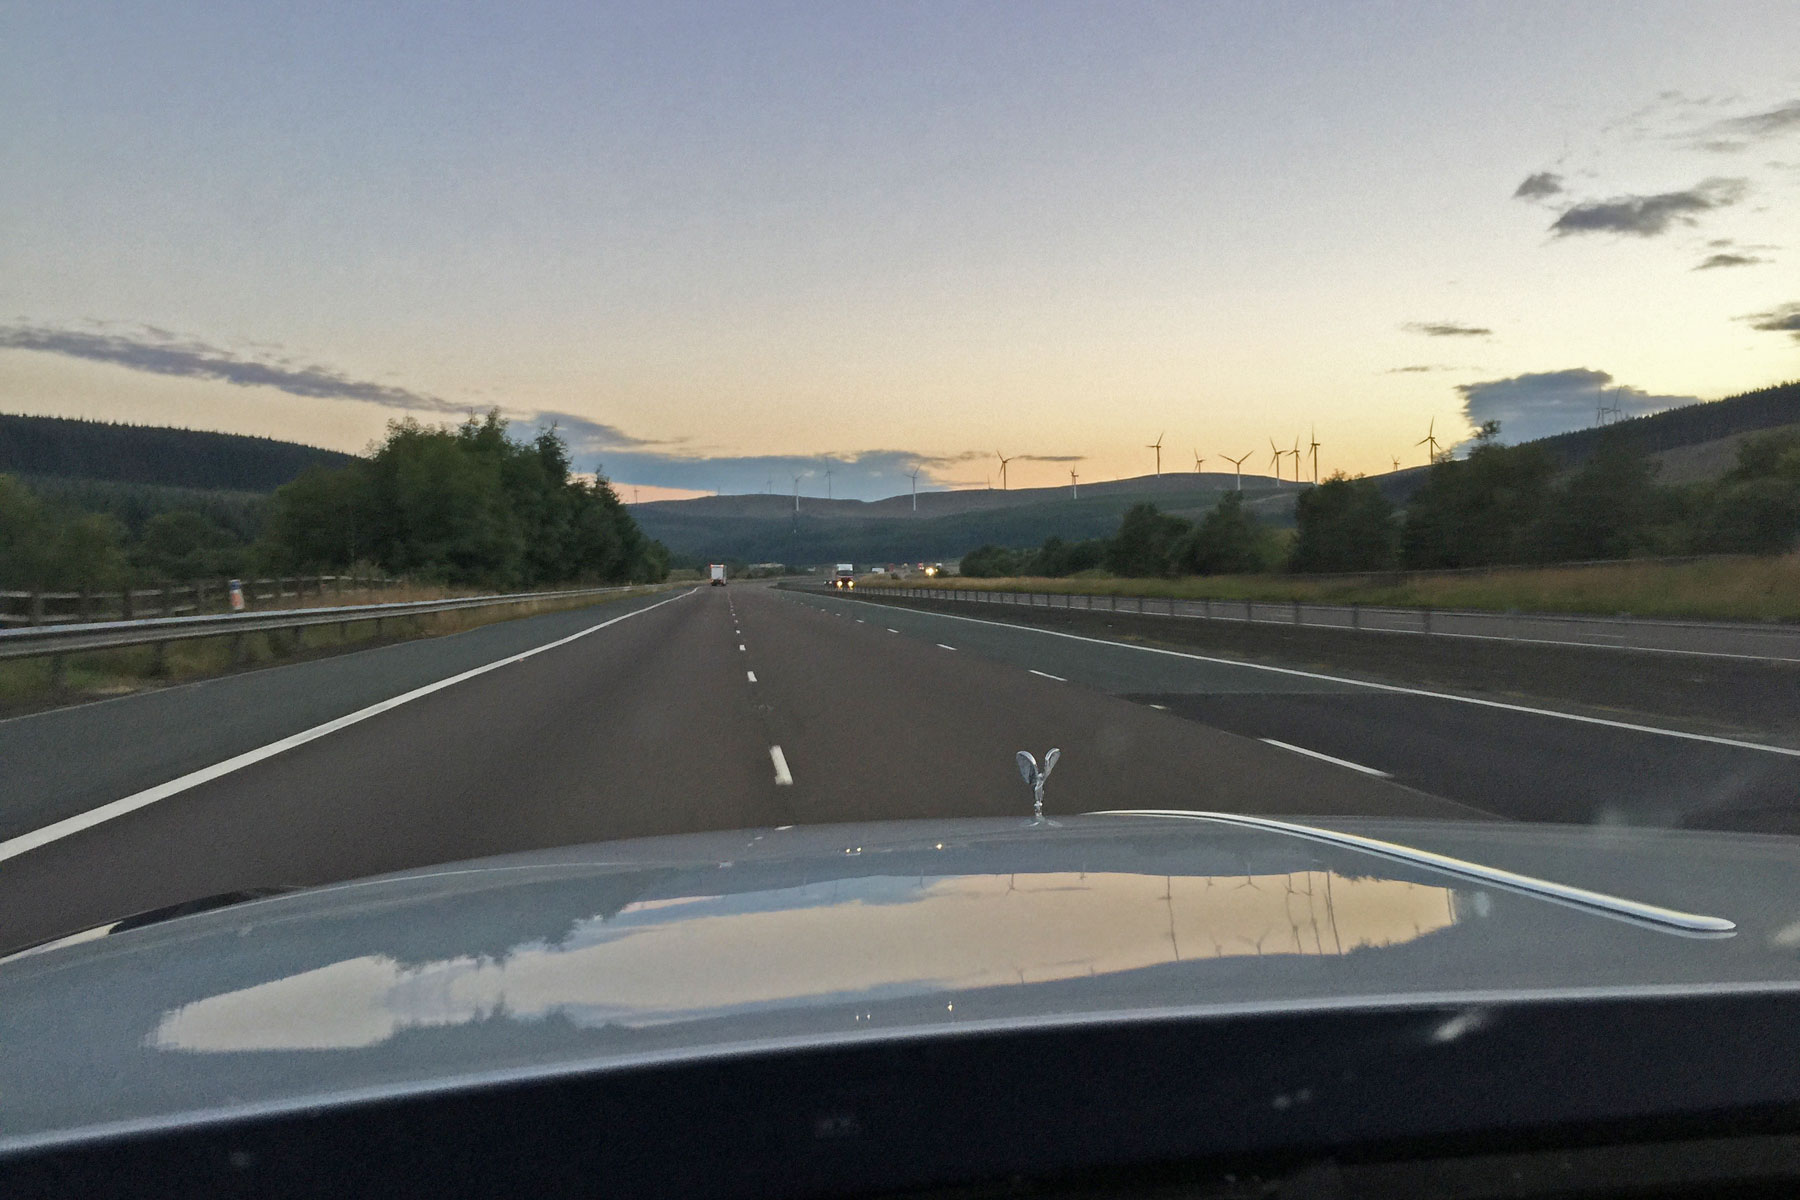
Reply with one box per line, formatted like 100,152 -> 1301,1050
3,2 -> 1798,501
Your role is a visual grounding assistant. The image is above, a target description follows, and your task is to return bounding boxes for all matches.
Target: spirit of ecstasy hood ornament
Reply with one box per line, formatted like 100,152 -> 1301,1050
1016,748 -> 1061,827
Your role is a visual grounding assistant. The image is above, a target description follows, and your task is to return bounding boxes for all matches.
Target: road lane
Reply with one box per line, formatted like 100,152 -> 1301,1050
0,587 -> 779,950
0,583 -> 1473,953
800,587 -> 1800,834
0,587 -> 683,841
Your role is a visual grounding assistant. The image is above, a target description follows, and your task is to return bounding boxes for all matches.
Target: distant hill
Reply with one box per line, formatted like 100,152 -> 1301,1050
0,413 -> 355,492
1527,380 -> 1800,467
636,478 -> 1297,564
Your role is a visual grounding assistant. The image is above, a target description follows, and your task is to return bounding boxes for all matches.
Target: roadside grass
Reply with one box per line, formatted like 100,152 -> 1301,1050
0,584 -> 669,716
870,555 -> 1800,623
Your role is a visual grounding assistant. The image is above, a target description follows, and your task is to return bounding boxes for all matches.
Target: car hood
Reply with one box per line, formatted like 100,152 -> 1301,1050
5,813 -> 1800,1151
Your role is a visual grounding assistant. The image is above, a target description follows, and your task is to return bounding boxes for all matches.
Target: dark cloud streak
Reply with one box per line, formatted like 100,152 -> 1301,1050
1404,322 -> 1492,338
0,322 -> 468,414
1743,303 -> 1800,342
1550,177 -> 1745,237
1512,172 -> 1564,200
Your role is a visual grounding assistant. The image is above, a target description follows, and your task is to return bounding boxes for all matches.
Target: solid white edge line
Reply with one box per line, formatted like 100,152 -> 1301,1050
769,745 -> 793,786
1259,737 -> 1392,778
1028,669 -> 1067,682
746,670 -> 757,683
0,588 -> 698,866
847,599 -> 1800,759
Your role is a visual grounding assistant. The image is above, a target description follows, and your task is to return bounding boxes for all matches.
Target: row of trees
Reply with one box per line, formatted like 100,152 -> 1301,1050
262,414 -> 667,585
961,426 -> 1800,579
0,414 -> 670,590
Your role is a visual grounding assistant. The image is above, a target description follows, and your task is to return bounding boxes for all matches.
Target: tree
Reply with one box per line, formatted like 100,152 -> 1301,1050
1691,431 -> 1800,555
1288,474 -> 1396,572
1180,491 -> 1272,575
257,412 -> 668,586
0,474 -> 127,589
132,509 -> 248,579
1400,432 -> 1557,568
1105,503 -> 1192,577
958,544 -> 1024,577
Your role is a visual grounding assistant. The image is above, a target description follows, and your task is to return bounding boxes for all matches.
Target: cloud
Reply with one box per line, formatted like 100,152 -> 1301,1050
1694,252 -> 1766,270
1404,321 -> 1492,338
1512,172 -> 1564,200
1550,177 -> 1746,237
1743,303 -> 1800,343
533,411 -> 683,453
1694,99 -> 1800,150
1455,369 -> 1698,445
1386,365 -> 1450,374
0,321 -> 467,415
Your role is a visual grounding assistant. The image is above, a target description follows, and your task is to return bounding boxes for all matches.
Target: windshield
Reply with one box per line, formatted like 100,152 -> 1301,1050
3,3 -> 1799,983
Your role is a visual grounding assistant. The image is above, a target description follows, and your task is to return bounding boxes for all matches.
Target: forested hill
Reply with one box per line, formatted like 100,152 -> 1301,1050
0,413 -> 355,492
1532,380 -> 1800,466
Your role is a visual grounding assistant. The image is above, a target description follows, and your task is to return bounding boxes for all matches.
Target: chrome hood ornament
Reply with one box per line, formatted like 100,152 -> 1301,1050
1016,748 -> 1061,826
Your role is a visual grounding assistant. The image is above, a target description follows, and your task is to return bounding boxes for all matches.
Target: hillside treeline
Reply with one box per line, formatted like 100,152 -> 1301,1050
962,427 -> 1800,578
0,414 -> 668,590
0,413 -> 354,492
263,414 -> 667,585
1530,379 -> 1800,468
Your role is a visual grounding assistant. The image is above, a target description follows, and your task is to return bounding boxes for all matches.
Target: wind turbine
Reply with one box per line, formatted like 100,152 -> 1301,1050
1417,418 -> 1443,464
824,468 -> 834,500
996,450 -> 1016,490
791,473 -> 803,513
1308,427 -> 1321,484
1194,449 -> 1205,474
1069,467 -> 1079,499
1391,456 -> 1401,472
909,465 -> 922,512
1268,438 -> 1285,487
1147,432 -> 1164,477
1221,451 -> 1252,491
1290,435 -> 1303,484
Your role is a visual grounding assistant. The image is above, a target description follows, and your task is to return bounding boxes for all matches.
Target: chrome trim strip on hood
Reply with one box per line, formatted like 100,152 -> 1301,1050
1088,810 -> 1737,937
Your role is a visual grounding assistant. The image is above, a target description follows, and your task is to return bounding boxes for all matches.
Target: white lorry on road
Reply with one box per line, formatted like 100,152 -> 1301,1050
709,564 -> 727,586
830,563 -> 856,589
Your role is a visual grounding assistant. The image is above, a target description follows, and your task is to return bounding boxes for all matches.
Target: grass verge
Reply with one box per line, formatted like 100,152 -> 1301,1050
869,554 -> 1800,623
0,585 -> 670,717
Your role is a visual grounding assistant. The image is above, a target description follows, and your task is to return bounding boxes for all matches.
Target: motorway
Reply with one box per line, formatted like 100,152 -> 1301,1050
3,582 -> 1799,953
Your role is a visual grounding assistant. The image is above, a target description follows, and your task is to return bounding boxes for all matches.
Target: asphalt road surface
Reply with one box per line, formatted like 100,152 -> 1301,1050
3,582 -> 1797,953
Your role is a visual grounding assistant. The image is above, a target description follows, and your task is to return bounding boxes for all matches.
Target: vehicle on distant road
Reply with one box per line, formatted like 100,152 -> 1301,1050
830,562 -> 856,588
2,808 -> 1795,1197
708,563 -> 727,586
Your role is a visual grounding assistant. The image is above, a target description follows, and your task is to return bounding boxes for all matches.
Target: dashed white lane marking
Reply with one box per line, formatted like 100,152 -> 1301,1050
937,643 -> 956,650
1029,669 -> 1067,682
850,601 -> 1800,759
1148,703 -> 1168,710
746,670 -> 757,683
1259,737 -> 1392,778
0,587 -> 699,866
769,745 -> 794,786
886,628 -> 898,634
739,643 -> 746,651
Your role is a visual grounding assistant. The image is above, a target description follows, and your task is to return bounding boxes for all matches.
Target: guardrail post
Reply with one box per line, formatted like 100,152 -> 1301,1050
121,586 -> 133,621
151,640 -> 168,676
1293,600 -> 1301,626
49,653 -> 65,688
78,587 -> 91,622
1352,603 -> 1361,630
1421,607 -> 1432,633
1137,596 -> 1145,614
1245,599 -> 1253,622
30,591 -> 44,626
1202,597 -> 1211,619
